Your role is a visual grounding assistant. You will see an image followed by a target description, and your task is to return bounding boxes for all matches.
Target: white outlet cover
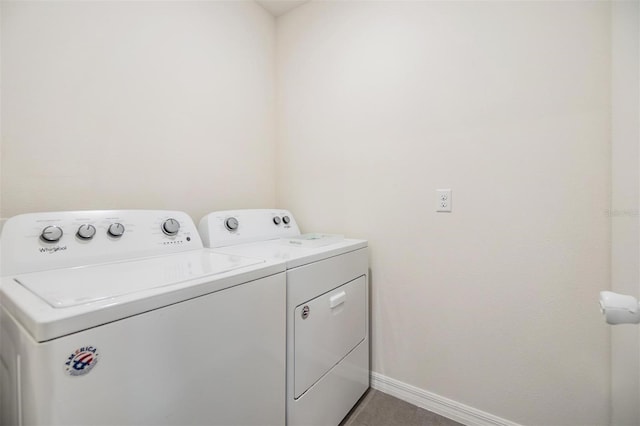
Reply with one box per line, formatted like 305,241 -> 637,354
436,189 -> 452,212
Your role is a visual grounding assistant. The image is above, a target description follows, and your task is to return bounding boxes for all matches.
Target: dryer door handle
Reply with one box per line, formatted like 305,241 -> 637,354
329,291 -> 346,309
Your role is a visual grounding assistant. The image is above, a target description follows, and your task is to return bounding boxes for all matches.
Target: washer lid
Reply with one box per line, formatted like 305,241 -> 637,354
15,250 -> 264,308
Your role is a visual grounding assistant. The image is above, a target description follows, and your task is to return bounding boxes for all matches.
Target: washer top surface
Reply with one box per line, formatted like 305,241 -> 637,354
15,249 -> 264,308
0,210 -> 284,342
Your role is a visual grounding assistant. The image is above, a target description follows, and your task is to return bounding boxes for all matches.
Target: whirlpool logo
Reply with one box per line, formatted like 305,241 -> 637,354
39,246 -> 67,254
64,346 -> 99,377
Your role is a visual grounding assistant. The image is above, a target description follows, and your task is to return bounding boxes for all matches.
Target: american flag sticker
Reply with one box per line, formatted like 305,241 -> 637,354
64,346 -> 99,377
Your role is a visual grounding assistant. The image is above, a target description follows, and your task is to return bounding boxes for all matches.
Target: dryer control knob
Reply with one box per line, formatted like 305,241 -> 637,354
225,217 -> 239,231
41,225 -> 63,243
162,218 -> 180,236
76,224 -> 96,240
107,223 -> 125,238
273,216 -> 281,225
282,215 -> 291,224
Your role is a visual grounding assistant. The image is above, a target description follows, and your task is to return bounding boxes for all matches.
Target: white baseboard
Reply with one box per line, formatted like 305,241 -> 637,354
370,371 -> 522,426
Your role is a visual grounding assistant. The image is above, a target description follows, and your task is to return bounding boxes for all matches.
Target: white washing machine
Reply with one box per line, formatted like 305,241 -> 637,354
0,210 -> 286,426
199,209 -> 369,426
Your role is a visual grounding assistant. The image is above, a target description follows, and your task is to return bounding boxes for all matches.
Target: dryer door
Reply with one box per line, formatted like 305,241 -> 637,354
294,275 -> 366,398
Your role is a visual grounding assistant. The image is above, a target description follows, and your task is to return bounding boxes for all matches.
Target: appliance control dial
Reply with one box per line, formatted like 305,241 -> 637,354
225,217 -> 239,231
273,216 -> 281,225
107,223 -> 125,238
76,224 -> 96,240
41,225 -> 63,243
162,218 -> 180,236
282,215 -> 291,224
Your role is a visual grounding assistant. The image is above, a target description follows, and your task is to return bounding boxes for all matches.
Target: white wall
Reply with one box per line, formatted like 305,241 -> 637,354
611,1 -> 640,425
1,1 -> 276,221
277,2 -> 611,425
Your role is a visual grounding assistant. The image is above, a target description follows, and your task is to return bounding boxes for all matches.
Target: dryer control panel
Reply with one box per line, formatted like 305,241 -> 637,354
1,210 -> 203,276
199,209 -> 301,248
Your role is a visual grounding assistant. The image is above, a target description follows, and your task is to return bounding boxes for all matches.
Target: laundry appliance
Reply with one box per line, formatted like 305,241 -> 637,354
0,210 -> 286,426
199,209 -> 369,426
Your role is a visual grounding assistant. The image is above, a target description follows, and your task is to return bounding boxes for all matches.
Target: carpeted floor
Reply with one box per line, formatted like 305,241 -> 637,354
340,389 -> 464,426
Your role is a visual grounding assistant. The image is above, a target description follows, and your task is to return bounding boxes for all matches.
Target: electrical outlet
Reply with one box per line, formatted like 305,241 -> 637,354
436,189 -> 452,212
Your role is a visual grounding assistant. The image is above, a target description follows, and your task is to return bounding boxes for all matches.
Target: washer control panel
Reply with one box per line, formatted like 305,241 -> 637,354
199,209 -> 301,248
2,210 -> 203,276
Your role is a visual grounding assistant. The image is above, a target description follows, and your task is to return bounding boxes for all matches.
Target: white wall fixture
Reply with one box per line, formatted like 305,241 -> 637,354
436,189 -> 452,213
600,291 -> 640,325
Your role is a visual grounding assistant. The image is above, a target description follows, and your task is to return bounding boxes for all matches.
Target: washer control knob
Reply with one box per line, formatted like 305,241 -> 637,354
76,224 -> 96,240
225,217 -> 239,231
162,218 -> 180,236
273,216 -> 281,225
107,223 -> 125,238
282,215 -> 291,224
41,225 -> 63,243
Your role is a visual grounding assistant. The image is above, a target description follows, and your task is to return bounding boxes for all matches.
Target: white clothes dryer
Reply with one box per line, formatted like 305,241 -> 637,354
0,210 -> 286,426
199,209 -> 369,426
